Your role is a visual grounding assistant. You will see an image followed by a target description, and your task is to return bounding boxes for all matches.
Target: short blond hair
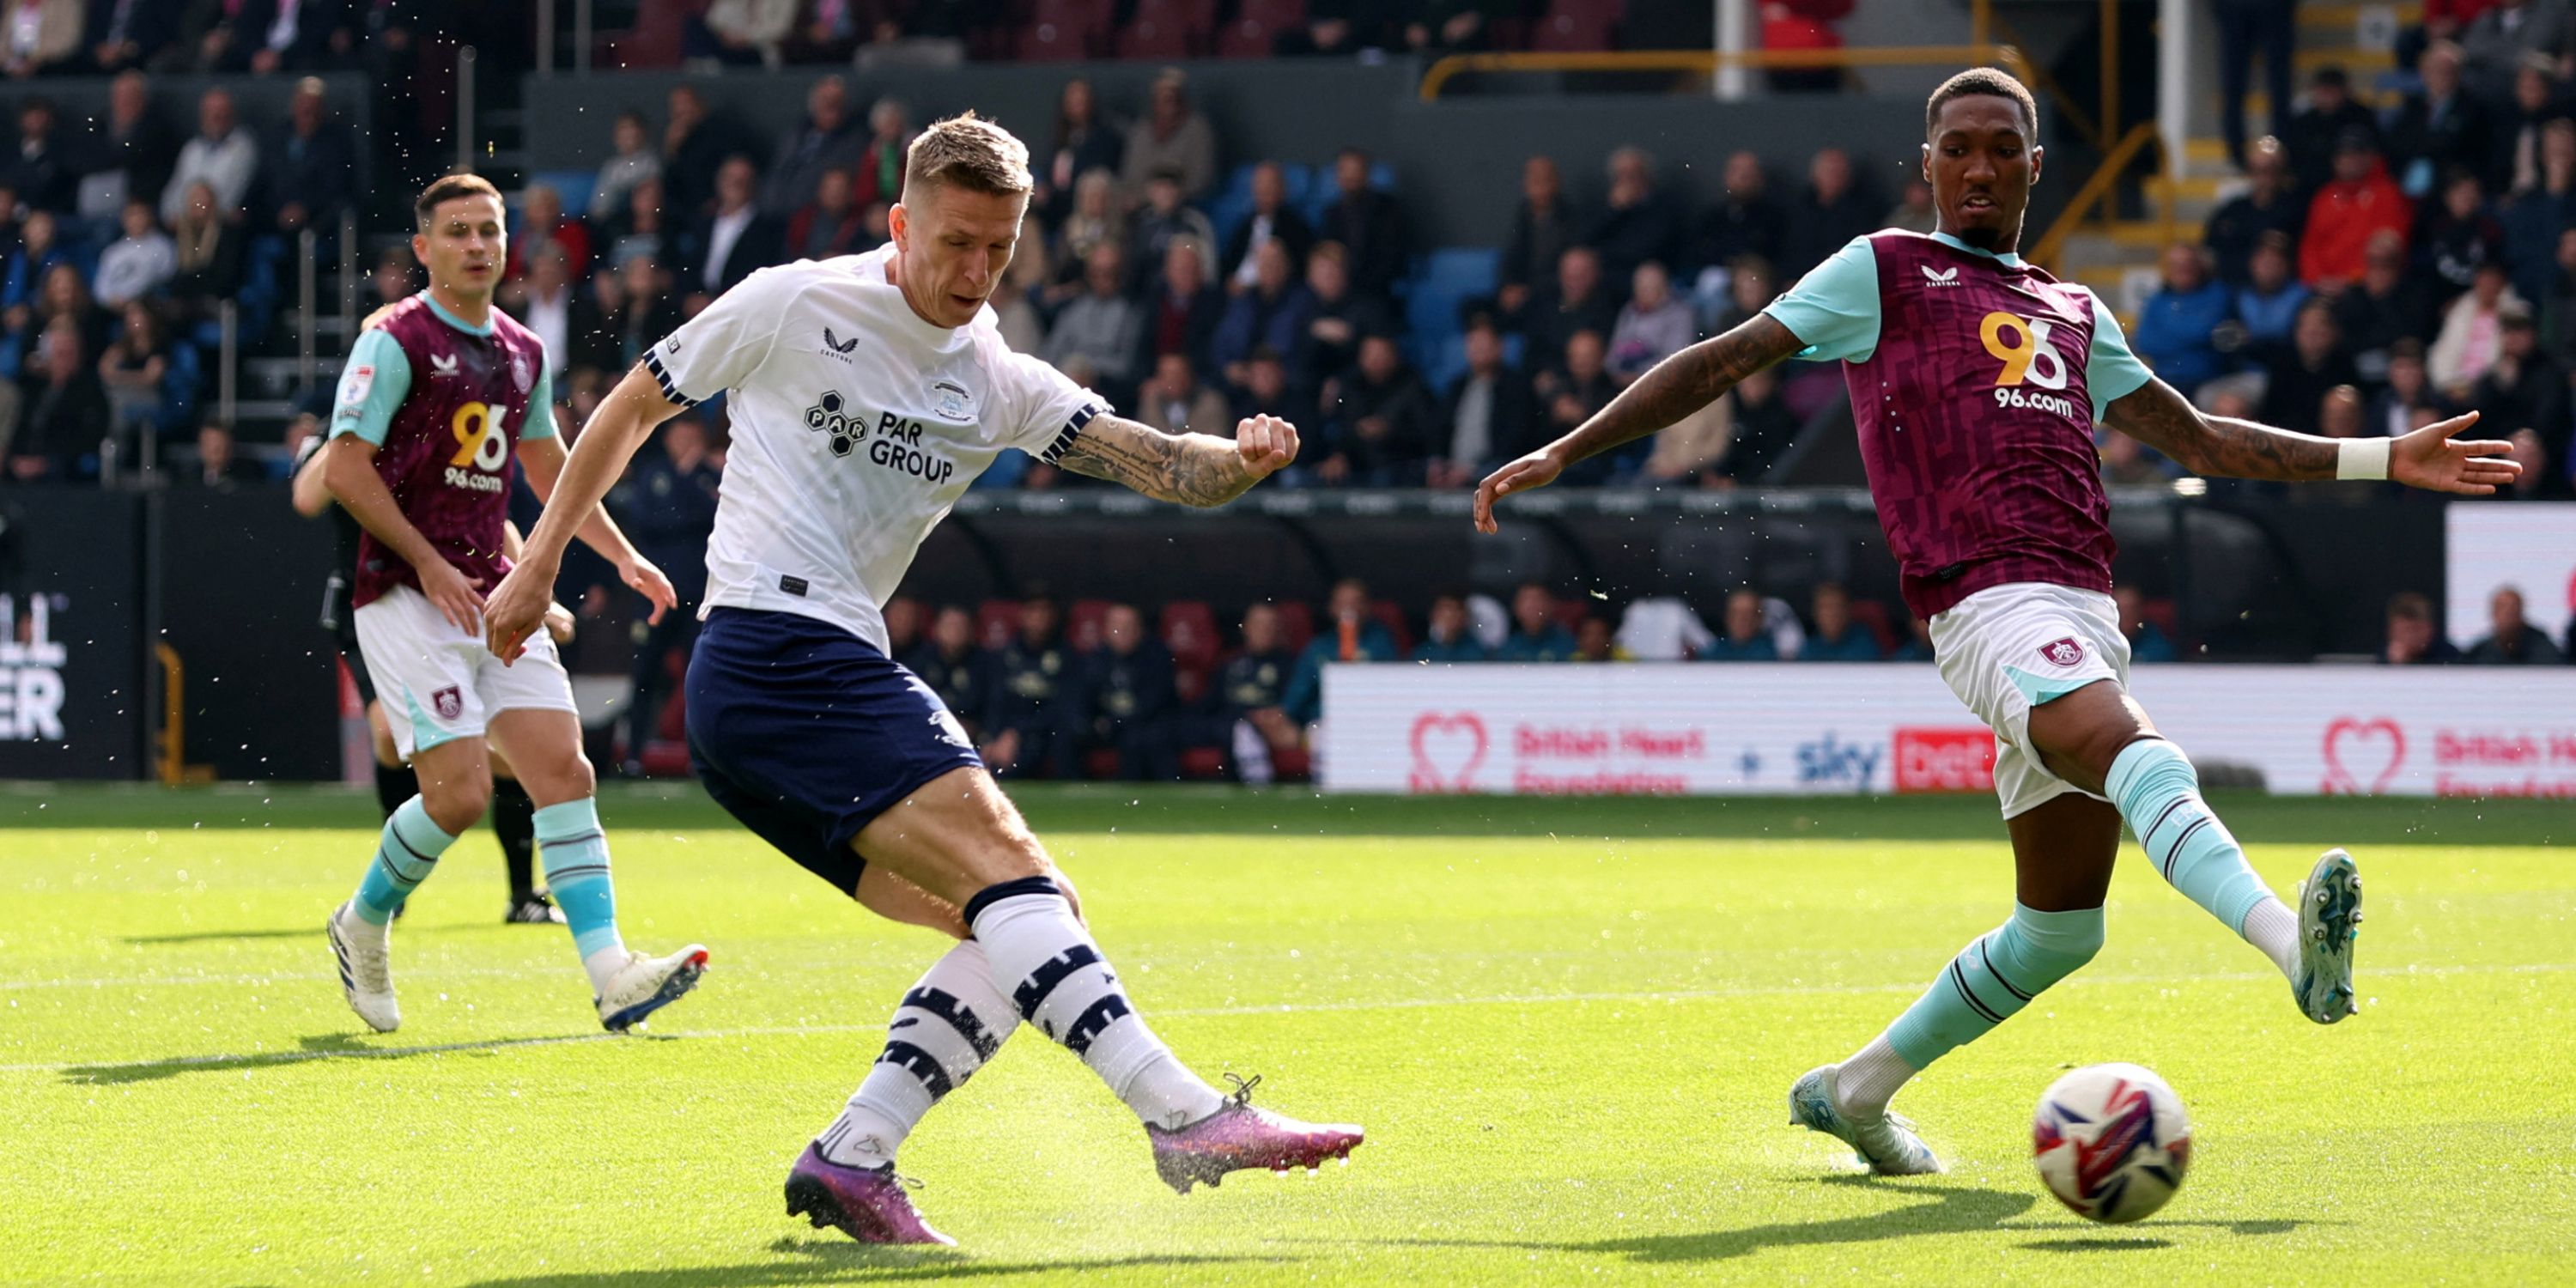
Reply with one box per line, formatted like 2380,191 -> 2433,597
903,112 -> 1032,200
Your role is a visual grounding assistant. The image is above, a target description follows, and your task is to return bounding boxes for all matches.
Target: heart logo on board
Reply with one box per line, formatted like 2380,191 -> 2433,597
1408,713 -> 1489,793
2321,717 -> 2405,794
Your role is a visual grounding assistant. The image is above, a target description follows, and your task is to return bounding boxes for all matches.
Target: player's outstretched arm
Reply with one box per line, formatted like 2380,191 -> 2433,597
1055,412 -> 1297,507
322,433 -> 486,634
486,364 -> 686,662
1474,313 -> 1802,532
2104,377 -> 2520,494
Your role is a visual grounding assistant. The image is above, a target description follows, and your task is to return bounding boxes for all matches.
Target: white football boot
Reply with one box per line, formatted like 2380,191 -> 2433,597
1789,1064 -> 1943,1175
327,902 -> 401,1033
595,945 -> 710,1032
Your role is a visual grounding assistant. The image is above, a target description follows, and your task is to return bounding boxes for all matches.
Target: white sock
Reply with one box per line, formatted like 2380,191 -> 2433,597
580,945 -> 630,996
333,901 -> 388,946
1835,1035 -> 1918,1121
2242,896 -> 2300,979
969,878 -> 1225,1131
817,940 -> 1019,1168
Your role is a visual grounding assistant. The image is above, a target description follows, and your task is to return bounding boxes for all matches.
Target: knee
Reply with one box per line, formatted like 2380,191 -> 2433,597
2014,905 -> 2106,974
419,770 -> 492,834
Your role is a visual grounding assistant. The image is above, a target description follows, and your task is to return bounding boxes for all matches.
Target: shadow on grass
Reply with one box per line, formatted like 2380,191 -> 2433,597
2022,1236 -> 2174,1253
456,1242 -> 1287,1287
58,1030 -> 639,1085
2011,1216 -> 2319,1254
121,927 -> 320,945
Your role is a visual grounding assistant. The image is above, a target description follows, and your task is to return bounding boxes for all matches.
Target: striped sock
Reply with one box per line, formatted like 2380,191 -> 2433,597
967,877 -> 1225,1131
2105,738 -> 2295,973
351,796 -> 454,926
1862,903 -> 2106,1115
817,940 -> 1021,1168
532,798 -> 625,990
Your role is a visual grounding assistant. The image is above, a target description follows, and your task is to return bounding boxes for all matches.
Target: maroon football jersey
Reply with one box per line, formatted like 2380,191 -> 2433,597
348,295 -> 548,609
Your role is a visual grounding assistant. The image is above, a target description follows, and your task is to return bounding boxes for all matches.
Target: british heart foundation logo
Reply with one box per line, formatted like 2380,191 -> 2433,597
2038,637 -> 2085,666
1408,713 -> 1488,793
2321,717 -> 2405,793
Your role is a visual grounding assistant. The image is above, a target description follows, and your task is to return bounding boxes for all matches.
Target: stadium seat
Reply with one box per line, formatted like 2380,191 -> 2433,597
1159,599 -> 1221,670
1216,0 -> 1303,56
1067,598 -> 1113,652
975,598 -> 1021,651
1533,0 -> 1620,52
1018,0 -> 1113,60
1301,161 -> 1396,228
1404,246 -> 1501,379
1849,598 -> 1897,655
1181,746 -> 1229,778
2143,598 -> 2184,649
1084,747 -> 1121,778
1552,600 -> 1589,635
1370,600 -> 1414,657
1275,600 -> 1316,654
1115,0 -> 1209,58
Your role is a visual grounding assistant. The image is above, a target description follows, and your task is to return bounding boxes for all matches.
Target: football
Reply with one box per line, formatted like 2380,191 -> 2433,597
2032,1063 -> 2193,1224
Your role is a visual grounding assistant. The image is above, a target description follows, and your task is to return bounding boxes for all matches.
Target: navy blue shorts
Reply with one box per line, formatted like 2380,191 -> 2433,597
684,607 -> 983,895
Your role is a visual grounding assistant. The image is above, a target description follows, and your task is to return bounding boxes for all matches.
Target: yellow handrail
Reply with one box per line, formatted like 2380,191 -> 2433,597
2027,120 -> 2171,272
155,642 -> 183,786
1418,44 -> 2038,103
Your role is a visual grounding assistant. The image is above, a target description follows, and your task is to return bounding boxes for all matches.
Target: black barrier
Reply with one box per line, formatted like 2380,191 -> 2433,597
158,490 -> 343,781
0,490 -> 148,779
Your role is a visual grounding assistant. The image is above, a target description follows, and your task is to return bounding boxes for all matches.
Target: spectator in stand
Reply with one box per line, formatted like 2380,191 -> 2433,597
76,196 -> 182,307
1134,235 -> 1222,376
1413,592 -> 1487,661
1319,147 -> 1406,301
1700,588 -> 1780,660
1295,241 -> 1393,395
691,0 -> 796,68
2100,428 -> 2177,487
1053,167 -> 1125,289
1122,70 -> 1217,203
2214,0 -> 2299,168
160,88 -> 255,224
2257,300 -> 2360,435
2112,585 -> 2181,662
8,317 -> 101,482
990,219 -> 1048,355
1706,365 -> 1799,487
907,605 -> 991,743
1571,615 -> 1628,662
1885,179 -> 1939,235
502,183 -> 592,302
1493,582 -> 1576,661
2383,591 -> 2462,663
2501,425 -> 2574,495
785,167 -> 866,260
1498,155 -> 1575,319
508,246 -> 578,380
269,79 -> 355,243
589,110 -> 662,224
760,76 -> 861,218
210,0 -> 348,73
85,71 -> 176,220
2301,130 -> 2411,290
1283,577 -> 1397,727
880,597 -> 923,662
2318,382 -> 2371,443
849,96 -> 912,210
3,208 -> 68,321
683,155 -> 786,310
1230,345 -> 1318,448
2132,243 -> 2232,396
1607,261 -> 1696,386
982,593 -> 1081,778
97,299 -> 167,437
84,0 -> 179,75
2470,307 -> 2567,447
601,171 -> 676,271
1704,254 -> 1777,335
2464,1 -> 2576,106
2204,137 -> 2305,286
1538,329 -> 1624,483
2419,171 -> 2507,304
364,245 -> 415,311
1081,604 -> 1181,781
1405,1 -> 1506,53
2371,338 -> 2446,435
1760,0 -> 1851,94
2286,68 -> 2380,197
2236,232 -> 2312,368
2500,60 -> 2573,197
660,85 -> 752,219
1519,245 -> 1619,377
2431,262 -> 2528,394
1798,582 -> 1882,661
1317,332 -> 1435,486
607,410 -> 714,769
1128,171 -> 1218,290
1036,79 -> 1121,229
1134,351 -> 1230,436
182,421 -> 258,488
3,99 -> 71,214
1212,239 -> 1314,386
1214,603 -> 1300,783
1429,319 -> 1538,489
1888,615 -> 1935,661
1222,161 -> 1312,291
2468,585 -> 2566,662
1042,241 -> 1144,404
2504,118 -> 2576,302
1277,3 -> 1400,57
1692,151 -> 1785,284
2391,43 -> 2493,198
1781,147 -> 1876,281
2542,227 -> 2576,364
1587,146 -> 1683,291
2333,229 -> 2435,381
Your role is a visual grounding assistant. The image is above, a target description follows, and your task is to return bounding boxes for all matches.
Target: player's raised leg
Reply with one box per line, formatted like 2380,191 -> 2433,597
2028,682 -> 2360,1023
487,707 -> 706,1031
1793,793 -> 2117,1173
328,732 -> 491,1033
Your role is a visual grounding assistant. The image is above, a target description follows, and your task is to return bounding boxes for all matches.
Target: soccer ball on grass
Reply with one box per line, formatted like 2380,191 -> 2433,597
2032,1061 -> 2192,1224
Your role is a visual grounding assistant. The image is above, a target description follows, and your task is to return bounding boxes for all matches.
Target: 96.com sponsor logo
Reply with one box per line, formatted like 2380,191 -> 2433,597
1895,727 -> 1996,793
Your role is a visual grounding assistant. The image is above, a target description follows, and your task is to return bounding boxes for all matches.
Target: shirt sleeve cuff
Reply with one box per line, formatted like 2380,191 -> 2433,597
1037,404 -> 1101,465
642,349 -> 700,409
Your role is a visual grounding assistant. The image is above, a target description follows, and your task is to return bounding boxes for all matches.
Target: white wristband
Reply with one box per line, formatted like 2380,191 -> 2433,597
2336,436 -> 2391,481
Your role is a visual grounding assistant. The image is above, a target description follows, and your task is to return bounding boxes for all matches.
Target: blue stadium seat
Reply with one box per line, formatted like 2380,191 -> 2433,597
1401,246 -> 1499,383
527,169 -> 598,218
1302,161 -> 1394,228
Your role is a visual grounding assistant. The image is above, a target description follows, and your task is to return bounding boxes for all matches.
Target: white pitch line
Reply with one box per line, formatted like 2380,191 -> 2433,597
6,960 -> 2567,1078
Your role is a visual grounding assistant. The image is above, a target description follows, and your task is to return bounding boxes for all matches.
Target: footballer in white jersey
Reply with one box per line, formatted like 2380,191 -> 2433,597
486,112 -> 1363,1246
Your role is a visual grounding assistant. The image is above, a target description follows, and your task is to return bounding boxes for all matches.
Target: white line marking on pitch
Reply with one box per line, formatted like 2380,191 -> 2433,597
6,960 -> 2565,1078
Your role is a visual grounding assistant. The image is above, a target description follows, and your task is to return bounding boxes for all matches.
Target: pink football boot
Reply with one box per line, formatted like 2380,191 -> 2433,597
1146,1075 -> 1365,1194
785,1144 -> 955,1246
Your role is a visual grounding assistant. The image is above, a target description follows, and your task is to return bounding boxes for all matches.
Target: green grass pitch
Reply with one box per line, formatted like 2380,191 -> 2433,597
4,784 -> 2570,1285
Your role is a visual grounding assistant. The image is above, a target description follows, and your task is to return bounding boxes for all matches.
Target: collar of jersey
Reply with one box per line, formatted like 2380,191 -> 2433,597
1929,231 -> 2025,268
419,291 -> 495,337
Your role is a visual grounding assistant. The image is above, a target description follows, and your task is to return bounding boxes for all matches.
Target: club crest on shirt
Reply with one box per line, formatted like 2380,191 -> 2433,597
930,380 -> 973,422
2038,637 -> 2085,667
428,352 -> 460,379
430,685 -> 464,720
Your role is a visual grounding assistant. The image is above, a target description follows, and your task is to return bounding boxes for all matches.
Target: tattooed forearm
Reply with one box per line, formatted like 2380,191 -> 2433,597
1552,313 -> 1804,466
2103,378 -> 2338,482
1057,416 -> 1256,507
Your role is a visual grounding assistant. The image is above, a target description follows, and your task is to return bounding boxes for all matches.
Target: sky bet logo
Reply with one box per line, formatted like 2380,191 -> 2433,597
0,592 -> 69,741
1795,732 -> 1881,789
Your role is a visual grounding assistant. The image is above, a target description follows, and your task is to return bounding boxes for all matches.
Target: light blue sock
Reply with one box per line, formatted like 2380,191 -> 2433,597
534,798 -> 624,963
2105,738 -> 2273,935
352,797 -> 456,926
1884,903 -> 2105,1071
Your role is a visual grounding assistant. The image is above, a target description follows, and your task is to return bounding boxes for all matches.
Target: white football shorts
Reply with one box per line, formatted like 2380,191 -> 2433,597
1929,580 -> 2133,819
353,583 -> 578,760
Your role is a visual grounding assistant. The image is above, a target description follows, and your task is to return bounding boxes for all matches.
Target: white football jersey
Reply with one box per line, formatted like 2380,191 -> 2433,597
644,246 -> 1103,652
